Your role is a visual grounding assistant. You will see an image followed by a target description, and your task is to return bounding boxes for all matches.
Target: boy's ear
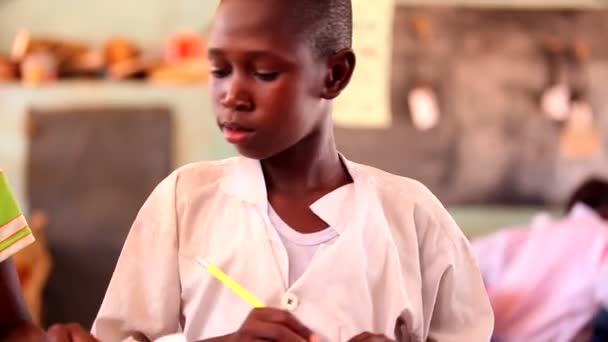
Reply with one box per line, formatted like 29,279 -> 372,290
322,48 -> 356,100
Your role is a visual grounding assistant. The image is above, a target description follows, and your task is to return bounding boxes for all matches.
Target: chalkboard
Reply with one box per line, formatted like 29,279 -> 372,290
27,105 -> 173,328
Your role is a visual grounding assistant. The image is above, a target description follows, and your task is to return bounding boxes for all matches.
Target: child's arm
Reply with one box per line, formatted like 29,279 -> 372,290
0,258 -> 46,342
92,173 -> 182,341
417,203 -> 494,342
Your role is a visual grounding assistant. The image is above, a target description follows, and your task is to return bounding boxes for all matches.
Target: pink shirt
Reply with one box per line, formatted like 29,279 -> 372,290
474,204 -> 608,342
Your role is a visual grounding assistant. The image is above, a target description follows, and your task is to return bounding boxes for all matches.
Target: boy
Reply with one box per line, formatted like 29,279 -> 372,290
90,0 -> 493,341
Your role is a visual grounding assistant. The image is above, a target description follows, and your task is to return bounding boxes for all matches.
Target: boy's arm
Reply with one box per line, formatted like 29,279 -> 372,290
0,258 -> 47,342
418,204 -> 494,342
92,173 -> 182,342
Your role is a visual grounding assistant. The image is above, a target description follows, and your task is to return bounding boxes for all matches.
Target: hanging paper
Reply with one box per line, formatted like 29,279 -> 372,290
559,101 -> 601,158
332,0 -> 395,129
541,83 -> 570,122
409,86 -> 440,131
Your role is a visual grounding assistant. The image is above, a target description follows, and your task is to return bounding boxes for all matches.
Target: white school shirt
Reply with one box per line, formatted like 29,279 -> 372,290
92,156 -> 493,342
268,184 -> 352,286
269,206 -> 338,286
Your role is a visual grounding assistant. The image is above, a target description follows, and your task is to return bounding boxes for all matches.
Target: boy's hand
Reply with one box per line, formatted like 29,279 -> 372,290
46,323 -> 99,342
228,308 -> 317,342
348,332 -> 395,342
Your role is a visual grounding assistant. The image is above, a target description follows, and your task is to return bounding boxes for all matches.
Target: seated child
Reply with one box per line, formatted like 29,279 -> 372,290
474,178 -> 608,341
54,1 -> 493,341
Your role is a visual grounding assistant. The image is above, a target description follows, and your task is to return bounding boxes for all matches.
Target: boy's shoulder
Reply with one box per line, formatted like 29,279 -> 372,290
351,161 -> 464,249
174,157 -> 237,178
350,160 -> 458,227
167,157 -> 240,191
350,160 -> 439,206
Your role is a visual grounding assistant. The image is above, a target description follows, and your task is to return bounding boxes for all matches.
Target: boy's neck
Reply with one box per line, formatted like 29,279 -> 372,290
261,124 -> 352,194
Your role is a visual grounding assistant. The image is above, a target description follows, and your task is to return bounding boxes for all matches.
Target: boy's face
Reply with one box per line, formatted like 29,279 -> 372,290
208,0 -> 329,160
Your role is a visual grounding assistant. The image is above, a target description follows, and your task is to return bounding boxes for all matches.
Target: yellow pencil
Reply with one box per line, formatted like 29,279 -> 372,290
196,258 -> 265,308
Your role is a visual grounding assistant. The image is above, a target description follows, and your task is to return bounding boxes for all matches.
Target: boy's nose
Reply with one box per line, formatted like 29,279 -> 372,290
221,93 -> 253,112
221,83 -> 253,111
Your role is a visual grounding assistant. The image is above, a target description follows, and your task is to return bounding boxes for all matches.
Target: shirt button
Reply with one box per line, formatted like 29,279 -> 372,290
282,292 -> 299,312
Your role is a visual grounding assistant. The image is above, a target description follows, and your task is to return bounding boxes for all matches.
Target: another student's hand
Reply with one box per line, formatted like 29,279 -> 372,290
227,308 -> 318,342
348,332 -> 395,342
46,323 -> 99,342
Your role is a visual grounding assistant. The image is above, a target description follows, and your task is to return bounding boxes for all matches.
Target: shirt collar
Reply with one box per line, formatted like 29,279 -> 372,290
221,157 -> 268,207
221,154 -> 366,234
309,183 -> 355,234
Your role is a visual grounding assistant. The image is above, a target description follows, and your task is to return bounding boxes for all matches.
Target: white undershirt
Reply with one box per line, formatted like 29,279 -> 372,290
268,184 -> 355,286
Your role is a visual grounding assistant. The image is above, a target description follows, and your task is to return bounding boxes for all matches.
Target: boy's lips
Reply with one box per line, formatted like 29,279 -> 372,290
222,124 -> 255,144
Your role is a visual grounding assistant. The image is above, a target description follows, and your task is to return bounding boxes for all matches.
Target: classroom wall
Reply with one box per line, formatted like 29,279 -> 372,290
3,2 -> 608,208
337,7 -> 608,205
0,0 -> 605,54
0,83 -> 233,213
0,0 -> 222,210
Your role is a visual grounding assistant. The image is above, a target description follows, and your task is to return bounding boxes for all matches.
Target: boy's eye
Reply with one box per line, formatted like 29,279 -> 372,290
254,71 -> 280,81
211,68 -> 231,78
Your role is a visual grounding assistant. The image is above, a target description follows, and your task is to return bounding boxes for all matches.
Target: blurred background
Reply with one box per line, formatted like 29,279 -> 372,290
1,0 -> 608,341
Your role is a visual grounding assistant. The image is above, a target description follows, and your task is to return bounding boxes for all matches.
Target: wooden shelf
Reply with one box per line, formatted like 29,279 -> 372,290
0,80 -> 208,90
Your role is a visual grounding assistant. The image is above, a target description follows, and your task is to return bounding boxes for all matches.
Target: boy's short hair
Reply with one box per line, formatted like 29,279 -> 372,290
293,0 -> 353,57
218,0 -> 353,58
565,178 -> 608,216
